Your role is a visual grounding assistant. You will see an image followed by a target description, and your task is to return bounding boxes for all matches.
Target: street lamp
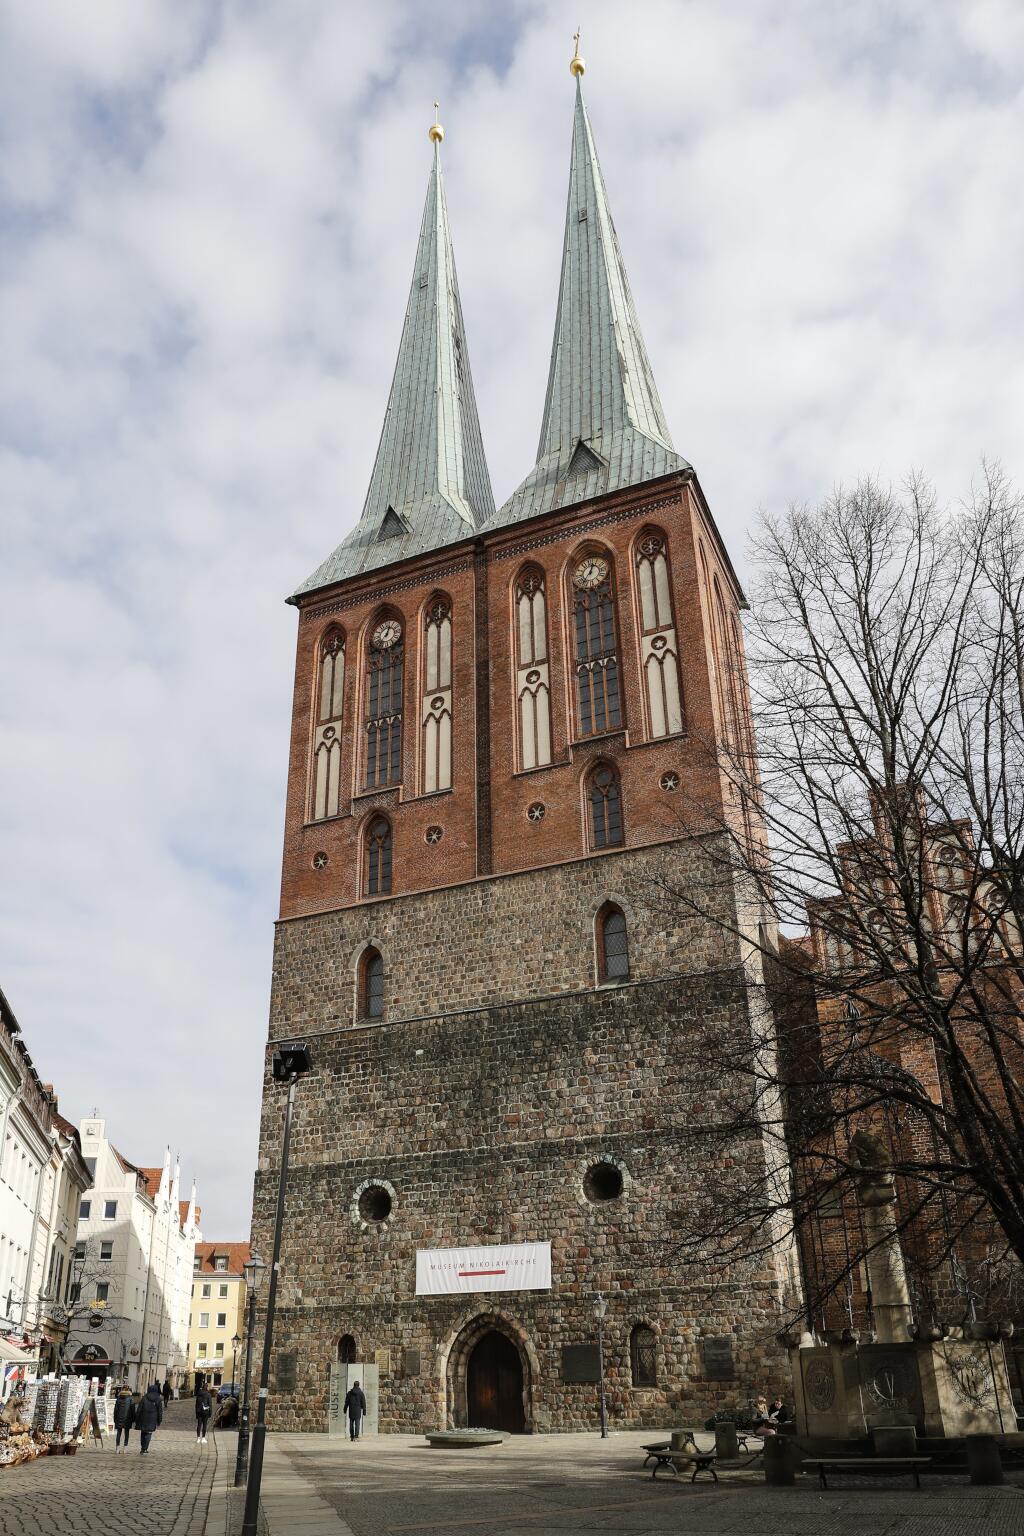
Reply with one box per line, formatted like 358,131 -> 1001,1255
147,1343 -> 156,1387
594,1294 -> 608,1439
242,1043 -> 312,1536
234,1250 -> 267,1486
231,1333 -> 241,1393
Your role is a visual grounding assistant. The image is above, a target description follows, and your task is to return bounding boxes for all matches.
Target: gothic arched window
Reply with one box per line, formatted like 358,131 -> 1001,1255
630,1324 -> 657,1387
421,597 -> 453,793
587,764 -> 623,850
515,566 -> 552,769
360,948 -> 384,1020
597,903 -> 630,981
572,553 -> 622,737
365,616 -> 404,788
635,531 -> 683,739
311,628 -> 345,820
365,817 -> 392,897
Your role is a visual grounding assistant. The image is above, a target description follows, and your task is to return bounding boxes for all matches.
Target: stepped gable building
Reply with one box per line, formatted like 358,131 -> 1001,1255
255,54 -> 799,1434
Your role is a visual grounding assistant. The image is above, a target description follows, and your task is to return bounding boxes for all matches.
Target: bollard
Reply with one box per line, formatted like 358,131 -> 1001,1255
714,1420 -> 739,1461
966,1434 -> 1004,1486
670,1429 -> 692,1452
763,1435 -> 795,1486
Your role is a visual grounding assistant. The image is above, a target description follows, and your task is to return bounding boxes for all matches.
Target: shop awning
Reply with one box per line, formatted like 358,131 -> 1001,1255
0,1336 -> 38,1363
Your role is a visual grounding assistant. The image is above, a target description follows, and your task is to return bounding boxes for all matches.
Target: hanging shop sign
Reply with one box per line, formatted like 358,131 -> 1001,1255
415,1242 -> 551,1296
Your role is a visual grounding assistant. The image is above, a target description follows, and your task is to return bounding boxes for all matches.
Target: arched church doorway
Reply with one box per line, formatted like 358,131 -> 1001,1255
466,1329 -> 525,1433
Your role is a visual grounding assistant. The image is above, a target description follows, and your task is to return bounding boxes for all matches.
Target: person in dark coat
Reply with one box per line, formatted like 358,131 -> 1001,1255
162,1379 -> 172,1406
135,1381 -> 164,1453
343,1380 -> 367,1441
113,1385 -> 135,1453
195,1385 -> 213,1444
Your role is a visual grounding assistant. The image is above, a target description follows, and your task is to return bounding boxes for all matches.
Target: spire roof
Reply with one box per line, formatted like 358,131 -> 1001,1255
487,77 -> 689,532
293,137 -> 495,599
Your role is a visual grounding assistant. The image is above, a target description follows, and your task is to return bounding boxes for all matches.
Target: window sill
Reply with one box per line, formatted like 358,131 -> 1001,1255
351,785 -> 402,801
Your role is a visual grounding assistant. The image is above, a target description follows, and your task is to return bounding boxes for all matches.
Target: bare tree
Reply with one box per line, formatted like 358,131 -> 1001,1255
650,465 -> 1024,1333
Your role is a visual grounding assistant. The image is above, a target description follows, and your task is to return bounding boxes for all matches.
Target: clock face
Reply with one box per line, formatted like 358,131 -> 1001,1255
372,619 -> 401,650
573,556 -> 609,590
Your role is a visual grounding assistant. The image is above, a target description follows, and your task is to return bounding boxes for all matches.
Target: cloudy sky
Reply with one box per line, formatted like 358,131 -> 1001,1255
1,0 -> 1022,1234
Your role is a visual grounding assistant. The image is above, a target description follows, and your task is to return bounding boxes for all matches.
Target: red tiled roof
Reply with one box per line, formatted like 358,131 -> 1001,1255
137,1166 -> 164,1200
193,1241 -> 251,1278
52,1112 -> 80,1143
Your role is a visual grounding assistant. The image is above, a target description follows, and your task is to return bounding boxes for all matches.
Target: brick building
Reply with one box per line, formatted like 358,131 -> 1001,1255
254,60 -> 800,1433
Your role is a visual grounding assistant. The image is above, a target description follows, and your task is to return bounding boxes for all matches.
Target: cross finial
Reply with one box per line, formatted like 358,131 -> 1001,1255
570,28 -> 586,78
428,99 -> 444,144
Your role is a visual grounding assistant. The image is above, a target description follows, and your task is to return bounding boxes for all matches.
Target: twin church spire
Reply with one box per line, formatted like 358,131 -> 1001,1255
294,56 -> 686,599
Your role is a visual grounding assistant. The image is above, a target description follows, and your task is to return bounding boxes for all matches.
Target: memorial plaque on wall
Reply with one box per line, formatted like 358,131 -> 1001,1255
702,1336 -> 735,1381
404,1349 -> 421,1377
562,1344 -> 601,1383
375,1348 -> 391,1374
274,1350 -> 297,1392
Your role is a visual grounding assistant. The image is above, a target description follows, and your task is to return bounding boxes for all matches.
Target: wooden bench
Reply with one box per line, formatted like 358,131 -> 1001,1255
651,1449 -> 718,1483
803,1456 -> 932,1490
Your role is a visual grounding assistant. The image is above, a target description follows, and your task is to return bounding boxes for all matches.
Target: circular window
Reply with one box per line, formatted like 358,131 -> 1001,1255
357,1184 -> 392,1223
425,825 -> 443,844
659,771 -> 680,792
527,802 -> 546,822
312,851 -> 329,870
583,1160 -> 624,1203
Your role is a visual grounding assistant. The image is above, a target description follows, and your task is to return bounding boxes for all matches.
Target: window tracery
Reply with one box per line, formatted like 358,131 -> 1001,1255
365,617 -> 403,788
360,947 -> 384,1020
572,554 -> 622,737
311,629 -> 345,820
587,764 -> 623,850
515,567 -> 552,769
635,531 -> 683,739
630,1324 -> 657,1387
421,598 -> 453,793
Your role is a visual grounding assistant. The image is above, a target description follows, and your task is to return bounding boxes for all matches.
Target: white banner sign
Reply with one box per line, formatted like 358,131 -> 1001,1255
416,1242 -> 551,1296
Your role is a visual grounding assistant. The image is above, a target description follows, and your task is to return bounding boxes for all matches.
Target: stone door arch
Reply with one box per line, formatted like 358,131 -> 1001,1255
444,1312 -> 536,1433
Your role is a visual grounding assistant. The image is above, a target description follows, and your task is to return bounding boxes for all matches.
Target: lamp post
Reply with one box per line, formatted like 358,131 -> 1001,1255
241,1044 -> 311,1536
231,1332 -> 241,1393
147,1343 -> 156,1388
234,1251 -> 266,1485
595,1293 -> 608,1439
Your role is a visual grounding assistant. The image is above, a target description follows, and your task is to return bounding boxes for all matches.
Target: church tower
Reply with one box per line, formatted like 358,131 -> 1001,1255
255,57 -> 795,1433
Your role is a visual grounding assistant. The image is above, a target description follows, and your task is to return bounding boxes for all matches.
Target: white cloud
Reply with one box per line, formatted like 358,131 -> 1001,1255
1,0 -> 1022,1231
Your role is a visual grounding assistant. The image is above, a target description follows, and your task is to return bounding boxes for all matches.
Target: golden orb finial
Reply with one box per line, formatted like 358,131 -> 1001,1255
428,100 -> 444,144
570,27 -> 585,77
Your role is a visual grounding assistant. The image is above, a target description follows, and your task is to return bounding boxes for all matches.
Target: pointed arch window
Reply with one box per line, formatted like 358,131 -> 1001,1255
630,1324 -> 657,1387
515,567 -> 552,769
311,629 -> 345,821
337,1334 -> 357,1364
597,903 -> 630,981
421,598 -> 453,793
360,948 -> 384,1020
365,817 -> 392,897
587,764 -> 623,850
635,532 -> 683,739
365,618 -> 404,788
572,554 -> 622,737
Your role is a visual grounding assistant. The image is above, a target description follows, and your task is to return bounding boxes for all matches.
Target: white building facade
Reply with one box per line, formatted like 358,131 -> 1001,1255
73,1119 -> 199,1388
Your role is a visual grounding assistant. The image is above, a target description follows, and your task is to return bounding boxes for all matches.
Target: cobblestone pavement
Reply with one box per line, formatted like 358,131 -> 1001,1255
0,1400 -> 219,1536
263,1429 -> 1024,1536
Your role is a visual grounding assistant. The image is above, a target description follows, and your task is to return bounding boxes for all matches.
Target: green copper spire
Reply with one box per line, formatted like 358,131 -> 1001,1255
488,73 -> 689,531
293,123 -> 495,597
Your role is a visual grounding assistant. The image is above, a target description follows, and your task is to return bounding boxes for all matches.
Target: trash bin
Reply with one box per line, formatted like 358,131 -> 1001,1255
763,1435 -> 796,1486
966,1434 -> 1004,1486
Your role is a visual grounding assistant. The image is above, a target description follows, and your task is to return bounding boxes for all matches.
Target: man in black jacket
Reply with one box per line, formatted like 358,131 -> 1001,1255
343,1381 -> 367,1441
135,1381 -> 164,1454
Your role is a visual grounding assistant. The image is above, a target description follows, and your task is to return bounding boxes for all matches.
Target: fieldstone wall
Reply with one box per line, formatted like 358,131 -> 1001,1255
254,851 -> 794,1432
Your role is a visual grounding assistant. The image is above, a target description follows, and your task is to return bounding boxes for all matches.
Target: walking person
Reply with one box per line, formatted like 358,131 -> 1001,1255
195,1383 -> 213,1445
162,1378 -> 172,1408
113,1383 -> 135,1454
343,1380 -> 367,1441
135,1381 -> 164,1455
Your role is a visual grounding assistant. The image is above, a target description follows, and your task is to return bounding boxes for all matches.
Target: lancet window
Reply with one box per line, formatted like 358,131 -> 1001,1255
596,903 -> 630,982
365,817 -> 393,897
365,616 -> 404,788
421,597 -> 453,793
630,1324 -> 657,1387
572,553 -> 622,737
587,764 -> 623,850
515,567 -> 552,770
360,948 -> 384,1020
635,531 -> 683,738
311,629 -> 345,820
